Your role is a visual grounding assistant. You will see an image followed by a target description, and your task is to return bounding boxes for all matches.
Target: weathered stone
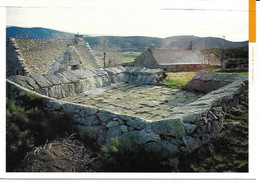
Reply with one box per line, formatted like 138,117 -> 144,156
183,123 -> 197,134
9,75 -> 35,90
151,118 -> 186,138
209,121 -> 221,134
211,107 -> 223,115
76,115 -> 100,126
201,134 -> 210,144
61,71 -> 79,82
122,116 -> 146,130
113,118 -> 125,125
204,81 -> 219,93
181,111 -> 204,123
182,136 -> 200,152
145,140 -> 179,155
120,125 -> 128,133
48,85 -> 63,99
30,75 -> 53,88
107,121 -> 120,128
84,107 -> 98,116
202,117 -> 208,124
223,122 -> 241,129
127,130 -> 161,144
98,111 -> 116,123
46,99 -> 63,110
208,111 -> 218,120
170,138 -> 184,146
106,126 -> 122,142
43,74 -> 62,85
189,79 -> 206,92
213,73 -> 230,81
55,73 -> 71,84
128,127 -> 135,131
62,102 -> 77,114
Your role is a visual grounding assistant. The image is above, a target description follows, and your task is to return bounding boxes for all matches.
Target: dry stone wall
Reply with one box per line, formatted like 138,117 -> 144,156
8,67 -> 163,99
6,70 -> 248,155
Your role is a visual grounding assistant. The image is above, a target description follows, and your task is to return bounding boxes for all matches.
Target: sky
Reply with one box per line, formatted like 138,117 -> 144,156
5,0 -> 248,41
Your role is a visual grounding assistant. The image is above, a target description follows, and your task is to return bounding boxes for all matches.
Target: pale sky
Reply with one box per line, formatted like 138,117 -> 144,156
5,0 -> 248,41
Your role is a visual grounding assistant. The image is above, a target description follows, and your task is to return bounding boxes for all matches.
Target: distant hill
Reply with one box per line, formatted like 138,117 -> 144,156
6,26 -> 248,52
84,36 -> 163,52
6,26 -> 74,39
163,35 -> 248,50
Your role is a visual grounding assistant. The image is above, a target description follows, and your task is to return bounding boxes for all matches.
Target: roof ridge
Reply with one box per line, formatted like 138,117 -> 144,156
156,48 -> 193,51
12,37 -> 75,41
8,38 -> 30,75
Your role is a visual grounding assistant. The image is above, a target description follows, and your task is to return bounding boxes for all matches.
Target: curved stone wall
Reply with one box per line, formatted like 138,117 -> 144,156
6,70 -> 248,155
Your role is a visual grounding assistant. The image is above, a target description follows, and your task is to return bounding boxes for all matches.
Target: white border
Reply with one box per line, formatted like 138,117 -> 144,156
0,0 -> 259,181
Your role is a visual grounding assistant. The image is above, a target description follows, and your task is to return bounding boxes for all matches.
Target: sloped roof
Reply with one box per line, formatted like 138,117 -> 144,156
10,38 -> 99,75
152,49 -> 205,65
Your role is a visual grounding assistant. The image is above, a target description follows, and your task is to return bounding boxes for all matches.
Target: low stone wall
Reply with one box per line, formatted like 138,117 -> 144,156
6,70 -> 248,155
7,67 -> 163,99
184,70 -> 248,93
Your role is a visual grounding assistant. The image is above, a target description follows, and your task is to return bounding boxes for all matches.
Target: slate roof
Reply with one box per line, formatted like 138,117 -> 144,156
10,38 -> 99,75
152,49 -> 205,65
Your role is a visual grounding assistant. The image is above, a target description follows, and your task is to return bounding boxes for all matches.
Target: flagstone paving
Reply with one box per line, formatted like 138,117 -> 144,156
61,84 -> 204,120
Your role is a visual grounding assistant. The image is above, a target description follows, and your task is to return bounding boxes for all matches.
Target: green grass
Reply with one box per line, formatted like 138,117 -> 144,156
238,72 -> 248,76
159,72 -> 196,88
120,51 -> 141,63
92,50 -> 141,64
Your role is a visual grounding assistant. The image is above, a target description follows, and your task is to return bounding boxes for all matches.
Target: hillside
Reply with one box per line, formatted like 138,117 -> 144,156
6,26 -> 248,52
164,35 -> 248,50
6,26 -> 74,39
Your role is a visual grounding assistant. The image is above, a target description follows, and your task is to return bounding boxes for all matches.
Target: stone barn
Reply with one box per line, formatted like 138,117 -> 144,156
134,45 -> 221,72
6,34 -> 100,76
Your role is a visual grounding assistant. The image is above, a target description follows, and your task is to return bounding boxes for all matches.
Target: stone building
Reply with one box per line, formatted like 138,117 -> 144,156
6,34 -> 99,76
134,45 -> 221,72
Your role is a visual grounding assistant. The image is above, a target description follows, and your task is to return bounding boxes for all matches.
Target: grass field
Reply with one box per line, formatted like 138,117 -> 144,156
161,71 -> 248,89
160,72 -> 196,88
92,50 -> 141,66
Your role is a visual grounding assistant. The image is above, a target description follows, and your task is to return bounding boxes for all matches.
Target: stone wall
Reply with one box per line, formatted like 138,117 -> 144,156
184,70 -> 248,93
8,67 -> 163,99
6,70 -> 248,155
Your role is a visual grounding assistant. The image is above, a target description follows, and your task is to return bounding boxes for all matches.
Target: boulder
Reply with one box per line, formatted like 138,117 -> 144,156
151,118 -> 186,138
182,136 -> 200,152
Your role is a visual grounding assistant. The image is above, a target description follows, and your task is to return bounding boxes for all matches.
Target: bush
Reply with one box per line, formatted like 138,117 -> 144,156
162,70 -> 168,79
6,92 -> 76,171
101,135 -> 179,172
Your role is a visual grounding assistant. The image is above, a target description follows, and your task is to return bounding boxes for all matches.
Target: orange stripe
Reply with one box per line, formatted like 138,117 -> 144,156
249,0 -> 256,42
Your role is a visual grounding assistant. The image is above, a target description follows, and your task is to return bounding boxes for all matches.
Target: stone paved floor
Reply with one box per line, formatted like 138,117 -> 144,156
61,84 -> 204,120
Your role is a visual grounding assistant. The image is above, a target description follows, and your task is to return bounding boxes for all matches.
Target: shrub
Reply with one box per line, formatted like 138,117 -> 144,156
162,70 -> 168,79
6,92 -> 76,171
101,135 -> 179,172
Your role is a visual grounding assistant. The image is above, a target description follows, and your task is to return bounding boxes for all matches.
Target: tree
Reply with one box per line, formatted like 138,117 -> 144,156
194,39 -> 222,71
187,41 -> 193,50
93,38 -> 122,68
